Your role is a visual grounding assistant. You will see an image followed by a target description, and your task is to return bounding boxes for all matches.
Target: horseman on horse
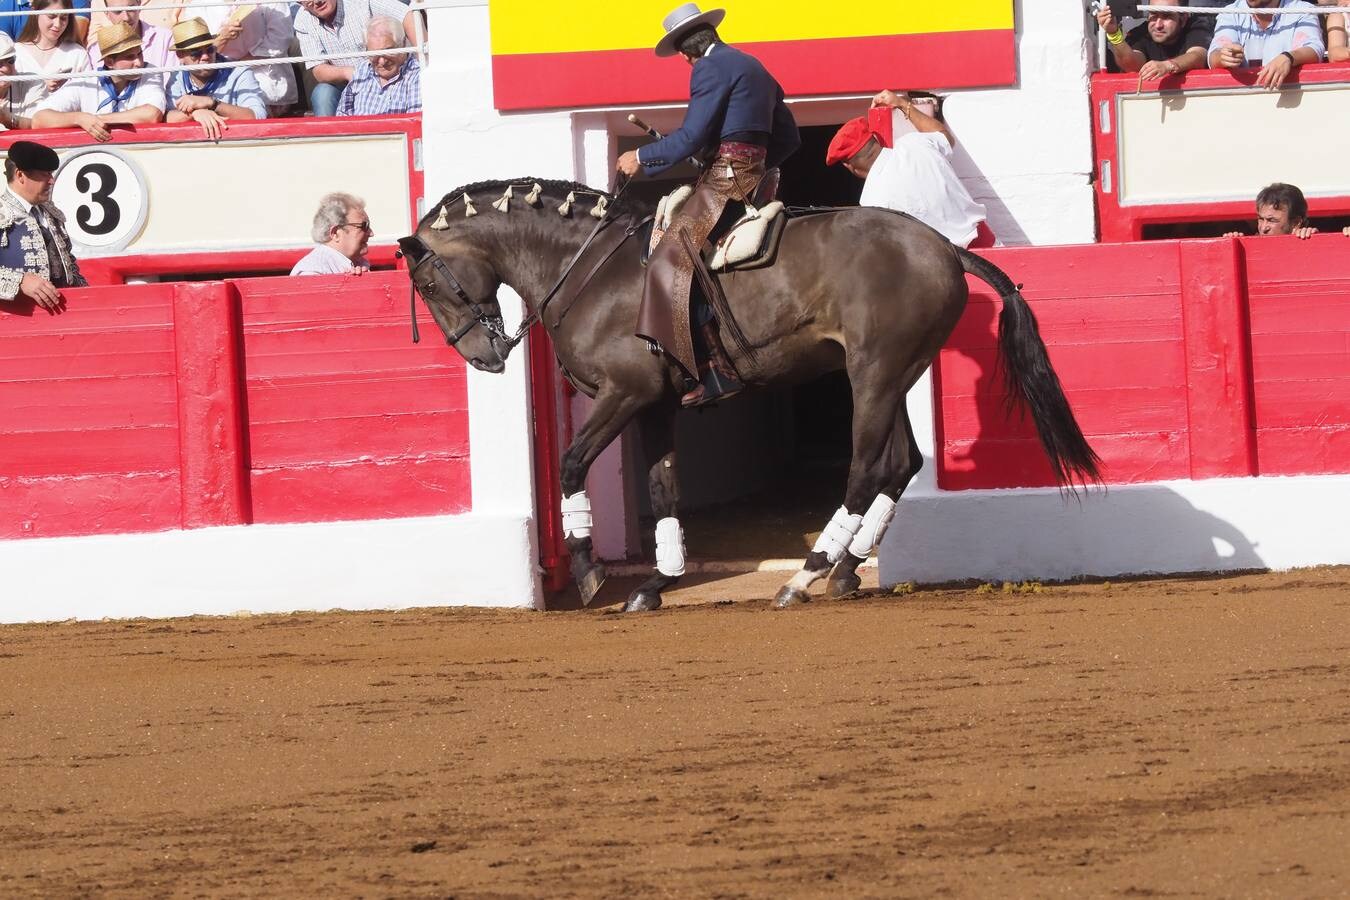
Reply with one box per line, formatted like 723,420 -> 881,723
616,3 -> 801,408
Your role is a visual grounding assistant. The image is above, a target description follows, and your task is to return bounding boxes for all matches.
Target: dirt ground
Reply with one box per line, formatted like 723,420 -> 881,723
3,567 -> 1348,899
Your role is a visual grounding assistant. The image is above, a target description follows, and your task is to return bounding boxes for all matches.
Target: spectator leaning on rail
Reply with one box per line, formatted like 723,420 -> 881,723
826,89 -> 993,249
165,18 -> 267,140
0,140 -> 86,312
13,0 -> 91,118
84,0 -> 170,77
181,0 -> 298,116
1209,0 -> 1326,90
336,16 -> 420,116
291,192 -> 373,276
32,22 -> 165,140
1097,0 -> 1213,78
294,0 -> 422,118
1220,182 -> 1346,238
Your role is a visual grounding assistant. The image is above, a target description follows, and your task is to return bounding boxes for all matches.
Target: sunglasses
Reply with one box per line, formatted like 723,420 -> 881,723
338,220 -> 372,233
178,45 -> 215,58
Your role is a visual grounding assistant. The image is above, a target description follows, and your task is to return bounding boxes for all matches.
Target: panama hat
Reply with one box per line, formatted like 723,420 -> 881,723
171,18 -> 217,52
654,3 -> 725,58
0,33 -> 16,62
96,22 -> 143,60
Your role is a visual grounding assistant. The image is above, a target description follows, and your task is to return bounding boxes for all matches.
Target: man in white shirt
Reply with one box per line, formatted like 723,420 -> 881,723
826,89 -> 993,249
291,192 -> 373,276
31,22 -> 164,141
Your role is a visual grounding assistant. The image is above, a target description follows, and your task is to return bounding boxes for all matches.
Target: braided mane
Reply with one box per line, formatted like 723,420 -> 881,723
420,178 -> 643,231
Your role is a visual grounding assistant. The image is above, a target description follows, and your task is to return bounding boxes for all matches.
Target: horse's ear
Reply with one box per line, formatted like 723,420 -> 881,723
397,236 -> 427,265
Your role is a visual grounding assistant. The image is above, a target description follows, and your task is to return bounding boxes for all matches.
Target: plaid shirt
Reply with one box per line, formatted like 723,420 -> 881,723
295,0 -> 410,70
336,57 -> 421,116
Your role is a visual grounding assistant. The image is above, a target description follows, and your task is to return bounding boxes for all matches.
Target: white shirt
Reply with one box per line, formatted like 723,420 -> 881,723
290,243 -> 363,276
184,0 -> 298,106
859,129 -> 987,248
12,41 -> 91,117
35,71 -> 166,115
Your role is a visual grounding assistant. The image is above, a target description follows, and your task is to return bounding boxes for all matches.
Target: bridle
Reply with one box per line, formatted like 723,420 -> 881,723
397,178 -> 633,353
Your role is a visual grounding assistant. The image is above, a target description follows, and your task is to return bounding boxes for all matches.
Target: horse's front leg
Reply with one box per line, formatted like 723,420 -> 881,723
624,405 -> 683,612
561,390 -> 649,607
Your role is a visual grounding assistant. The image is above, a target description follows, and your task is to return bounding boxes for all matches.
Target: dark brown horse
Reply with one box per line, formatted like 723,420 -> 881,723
398,179 -> 1100,611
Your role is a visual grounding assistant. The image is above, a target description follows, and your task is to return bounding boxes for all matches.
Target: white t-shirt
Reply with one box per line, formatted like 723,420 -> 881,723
12,41 -> 91,117
35,72 -> 166,115
290,243 -> 363,276
859,129 -> 987,248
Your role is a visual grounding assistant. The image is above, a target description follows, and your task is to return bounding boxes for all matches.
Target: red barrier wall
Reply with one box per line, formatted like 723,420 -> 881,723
1,272 -> 469,540
938,234 -> 1350,491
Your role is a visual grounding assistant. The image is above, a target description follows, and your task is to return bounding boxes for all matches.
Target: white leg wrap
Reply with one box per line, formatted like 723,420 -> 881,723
848,494 -> 897,560
811,506 -> 864,566
561,491 -> 592,539
654,516 -> 686,577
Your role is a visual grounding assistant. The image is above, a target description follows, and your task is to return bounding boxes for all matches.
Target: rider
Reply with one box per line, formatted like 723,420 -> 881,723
617,3 -> 800,407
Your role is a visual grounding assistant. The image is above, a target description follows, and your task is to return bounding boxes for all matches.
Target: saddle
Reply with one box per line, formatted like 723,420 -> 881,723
644,169 -> 787,272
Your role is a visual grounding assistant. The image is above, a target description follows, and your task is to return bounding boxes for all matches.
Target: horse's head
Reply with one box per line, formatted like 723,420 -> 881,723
398,229 -> 507,374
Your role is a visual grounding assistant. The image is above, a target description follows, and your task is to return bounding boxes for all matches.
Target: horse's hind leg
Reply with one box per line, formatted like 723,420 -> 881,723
774,359 -> 920,609
826,400 -> 921,598
624,405 -> 684,612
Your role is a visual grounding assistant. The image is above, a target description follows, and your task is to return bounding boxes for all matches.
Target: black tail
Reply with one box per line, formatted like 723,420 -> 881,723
957,247 -> 1103,488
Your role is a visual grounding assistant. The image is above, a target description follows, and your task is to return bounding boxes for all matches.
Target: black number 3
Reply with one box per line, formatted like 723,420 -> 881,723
75,163 -> 121,236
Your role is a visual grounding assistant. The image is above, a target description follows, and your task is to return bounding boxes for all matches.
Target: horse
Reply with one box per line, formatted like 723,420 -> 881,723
397,179 -> 1101,612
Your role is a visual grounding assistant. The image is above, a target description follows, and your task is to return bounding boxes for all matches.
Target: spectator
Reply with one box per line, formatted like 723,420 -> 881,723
1097,1 -> 1212,78
1329,0 -> 1349,61
291,192 -> 372,275
0,140 -> 86,311
32,21 -> 165,140
1224,182 -> 1321,238
825,89 -> 993,249
0,0 -> 89,44
336,16 -> 420,116
180,0 -> 298,116
164,18 -> 266,140
0,34 -> 30,128
13,0 -> 91,117
294,0 -> 421,117
84,0 -> 169,74
1209,0 -> 1326,90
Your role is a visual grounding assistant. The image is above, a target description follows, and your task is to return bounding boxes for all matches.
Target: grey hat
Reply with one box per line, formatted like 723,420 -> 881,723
654,3 -> 725,58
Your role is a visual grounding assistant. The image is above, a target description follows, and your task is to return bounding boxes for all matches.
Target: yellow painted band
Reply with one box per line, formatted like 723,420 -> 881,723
489,0 -> 1014,55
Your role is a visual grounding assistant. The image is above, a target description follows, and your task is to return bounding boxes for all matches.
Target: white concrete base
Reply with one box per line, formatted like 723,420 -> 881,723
0,513 -> 543,624
880,475 -> 1350,586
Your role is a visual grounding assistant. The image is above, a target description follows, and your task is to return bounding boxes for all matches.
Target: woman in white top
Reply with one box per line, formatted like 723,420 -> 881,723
13,0 -> 91,118
181,0 -> 298,114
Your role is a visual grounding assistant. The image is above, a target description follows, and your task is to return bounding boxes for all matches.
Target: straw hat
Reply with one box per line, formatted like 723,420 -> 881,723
654,3 -> 725,58
171,18 -> 216,52
96,22 -> 143,60
0,33 -> 16,63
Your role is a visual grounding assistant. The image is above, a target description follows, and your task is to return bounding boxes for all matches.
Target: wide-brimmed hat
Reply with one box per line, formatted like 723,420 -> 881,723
654,3 -> 725,58
97,22 -> 143,60
171,18 -> 217,52
0,33 -> 16,63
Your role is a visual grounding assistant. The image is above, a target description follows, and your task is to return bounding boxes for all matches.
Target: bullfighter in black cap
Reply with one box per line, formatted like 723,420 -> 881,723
1,140 -> 85,312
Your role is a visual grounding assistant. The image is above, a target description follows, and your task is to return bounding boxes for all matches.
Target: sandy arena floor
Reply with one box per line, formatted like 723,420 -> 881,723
2,567 -> 1348,898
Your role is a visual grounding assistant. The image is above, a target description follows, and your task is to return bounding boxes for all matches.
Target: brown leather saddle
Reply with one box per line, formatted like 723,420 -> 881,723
641,168 -> 786,272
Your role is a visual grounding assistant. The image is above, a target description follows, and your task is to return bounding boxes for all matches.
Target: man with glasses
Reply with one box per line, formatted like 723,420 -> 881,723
0,140 -> 85,312
165,18 -> 266,140
32,21 -> 165,141
294,0 -> 421,118
291,191 -> 373,276
1097,0 -> 1218,79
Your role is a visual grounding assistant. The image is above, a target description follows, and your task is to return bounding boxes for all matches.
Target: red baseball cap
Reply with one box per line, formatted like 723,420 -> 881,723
826,116 -> 875,166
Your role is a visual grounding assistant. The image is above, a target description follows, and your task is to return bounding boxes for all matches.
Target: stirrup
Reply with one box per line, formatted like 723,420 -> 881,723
681,367 -> 743,408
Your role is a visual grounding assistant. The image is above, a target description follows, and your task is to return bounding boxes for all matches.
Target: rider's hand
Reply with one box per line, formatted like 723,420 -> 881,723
20,272 -> 63,311
616,150 -> 641,177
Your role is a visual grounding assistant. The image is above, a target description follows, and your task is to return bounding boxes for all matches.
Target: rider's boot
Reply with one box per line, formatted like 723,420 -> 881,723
681,320 -> 744,408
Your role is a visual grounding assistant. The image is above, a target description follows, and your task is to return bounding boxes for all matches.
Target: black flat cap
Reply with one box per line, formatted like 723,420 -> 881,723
7,140 -> 61,173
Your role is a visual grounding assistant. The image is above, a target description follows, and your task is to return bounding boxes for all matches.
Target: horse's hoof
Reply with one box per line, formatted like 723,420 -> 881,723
773,586 -> 811,609
826,572 -> 862,599
578,564 -> 607,607
623,591 -> 662,612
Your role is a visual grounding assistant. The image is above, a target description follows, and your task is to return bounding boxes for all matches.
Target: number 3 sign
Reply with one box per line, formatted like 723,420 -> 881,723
53,148 -> 149,254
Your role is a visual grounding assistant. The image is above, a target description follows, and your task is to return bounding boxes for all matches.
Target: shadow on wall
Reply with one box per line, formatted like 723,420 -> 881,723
884,484 -> 1265,584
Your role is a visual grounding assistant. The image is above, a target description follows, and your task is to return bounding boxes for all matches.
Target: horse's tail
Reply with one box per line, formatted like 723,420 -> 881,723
956,247 -> 1103,488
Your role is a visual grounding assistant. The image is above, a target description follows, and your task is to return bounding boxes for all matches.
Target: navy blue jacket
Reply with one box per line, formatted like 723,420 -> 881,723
637,43 -> 800,177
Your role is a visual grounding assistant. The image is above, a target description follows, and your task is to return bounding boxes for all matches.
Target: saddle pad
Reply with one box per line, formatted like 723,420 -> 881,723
710,201 -> 786,272
649,185 -> 694,258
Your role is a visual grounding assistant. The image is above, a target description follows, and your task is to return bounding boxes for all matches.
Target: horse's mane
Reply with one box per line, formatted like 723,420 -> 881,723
421,178 -> 643,231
